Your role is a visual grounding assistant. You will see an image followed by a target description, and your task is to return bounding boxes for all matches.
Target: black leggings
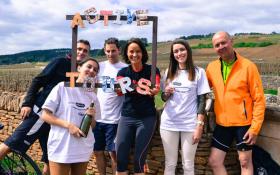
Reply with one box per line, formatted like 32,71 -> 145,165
116,115 -> 157,173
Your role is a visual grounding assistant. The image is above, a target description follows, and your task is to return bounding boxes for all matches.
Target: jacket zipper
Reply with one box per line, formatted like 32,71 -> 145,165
243,100 -> 247,120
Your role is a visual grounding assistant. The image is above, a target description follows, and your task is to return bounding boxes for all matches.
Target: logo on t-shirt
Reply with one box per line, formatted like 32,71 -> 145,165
76,102 -> 85,108
78,112 -> 84,117
172,82 -> 181,86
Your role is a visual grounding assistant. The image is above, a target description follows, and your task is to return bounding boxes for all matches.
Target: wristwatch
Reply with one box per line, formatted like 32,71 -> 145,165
197,120 -> 204,126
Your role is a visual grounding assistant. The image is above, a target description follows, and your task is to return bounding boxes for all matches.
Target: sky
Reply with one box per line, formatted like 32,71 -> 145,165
0,0 -> 279,55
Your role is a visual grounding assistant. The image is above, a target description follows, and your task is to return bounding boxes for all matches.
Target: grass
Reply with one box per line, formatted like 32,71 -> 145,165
192,43 -> 213,49
264,89 -> 278,95
0,152 -> 41,174
155,91 -> 164,109
191,41 -> 274,49
234,41 -> 273,47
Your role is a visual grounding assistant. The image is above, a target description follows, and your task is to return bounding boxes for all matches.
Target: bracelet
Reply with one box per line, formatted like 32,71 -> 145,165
197,120 -> 204,126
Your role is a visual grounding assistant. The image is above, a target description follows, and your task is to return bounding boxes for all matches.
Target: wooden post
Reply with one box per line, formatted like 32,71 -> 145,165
71,26 -> 78,72
151,16 -> 158,87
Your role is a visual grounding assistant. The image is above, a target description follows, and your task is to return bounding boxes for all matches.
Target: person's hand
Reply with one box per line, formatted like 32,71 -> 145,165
85,106 -> 97,128
114,87 -> 123,95
20,106 -> 32,119
42,162 -> 50,175
192,125 -> 203,144
164,85 -> 174,97
243,131 -> 258,145
68,123 -> 85,137
85,107 -> 95,117
149,86 -> 160,96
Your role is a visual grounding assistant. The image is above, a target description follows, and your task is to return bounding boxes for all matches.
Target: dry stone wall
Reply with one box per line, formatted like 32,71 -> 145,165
0,91 -> 241,174
261,76 -> 280,90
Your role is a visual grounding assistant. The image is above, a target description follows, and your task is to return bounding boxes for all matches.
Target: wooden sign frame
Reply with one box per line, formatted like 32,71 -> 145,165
66,14 -> 158,87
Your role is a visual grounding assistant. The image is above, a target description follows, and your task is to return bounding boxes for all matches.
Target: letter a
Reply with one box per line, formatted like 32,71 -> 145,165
71,13 -> 85,28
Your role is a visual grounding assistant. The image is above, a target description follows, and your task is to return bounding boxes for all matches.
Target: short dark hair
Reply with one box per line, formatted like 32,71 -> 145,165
122,38 -> 148,64
77,57 -> 99,72
78,39 -> 91,49
104,37 -> 120,49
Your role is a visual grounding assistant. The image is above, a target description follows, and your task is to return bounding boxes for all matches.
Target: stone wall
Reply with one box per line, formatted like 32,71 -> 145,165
0,91 -> 242,174
261,75 -> 280,90
257,105 -> 280,165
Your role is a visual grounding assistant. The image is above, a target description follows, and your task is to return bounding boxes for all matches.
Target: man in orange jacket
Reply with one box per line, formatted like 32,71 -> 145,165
206,31 -> 265,175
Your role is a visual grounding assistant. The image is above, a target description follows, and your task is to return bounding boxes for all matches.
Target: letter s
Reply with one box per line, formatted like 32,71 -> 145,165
137,78 -> 151,95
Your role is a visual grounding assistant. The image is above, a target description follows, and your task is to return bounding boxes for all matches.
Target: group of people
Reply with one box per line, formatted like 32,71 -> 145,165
0,31 -> 265,175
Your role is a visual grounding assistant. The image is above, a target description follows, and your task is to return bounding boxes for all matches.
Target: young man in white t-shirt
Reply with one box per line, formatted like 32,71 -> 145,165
93,38 -> 127,175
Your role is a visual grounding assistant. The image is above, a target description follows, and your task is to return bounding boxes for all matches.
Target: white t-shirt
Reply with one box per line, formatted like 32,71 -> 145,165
160,67 -> 210,132
97,60 -> 127,124
42,82 -> 101,163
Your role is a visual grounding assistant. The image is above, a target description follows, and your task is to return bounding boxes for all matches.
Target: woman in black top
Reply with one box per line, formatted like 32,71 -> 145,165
116,38 -> 160,175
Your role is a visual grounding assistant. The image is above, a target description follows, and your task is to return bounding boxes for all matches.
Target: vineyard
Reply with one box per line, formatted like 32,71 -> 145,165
1,34 -> 280,92
0,60 -> 279,93
0,67 -> 40,92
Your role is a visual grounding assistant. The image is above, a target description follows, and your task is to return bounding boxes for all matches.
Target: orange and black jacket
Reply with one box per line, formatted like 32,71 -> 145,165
206,52 -> 265,135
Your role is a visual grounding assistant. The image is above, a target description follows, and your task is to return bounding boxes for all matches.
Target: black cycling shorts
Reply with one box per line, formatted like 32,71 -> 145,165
212,124 -> 253,152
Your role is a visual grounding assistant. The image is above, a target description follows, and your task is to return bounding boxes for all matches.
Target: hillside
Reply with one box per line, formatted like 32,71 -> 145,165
155,34 -> 280,62
0,48 -> 104,65
0,34 -> 279,66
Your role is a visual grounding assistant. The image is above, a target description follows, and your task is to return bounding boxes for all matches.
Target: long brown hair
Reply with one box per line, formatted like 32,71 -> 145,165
167,39 -> 196,81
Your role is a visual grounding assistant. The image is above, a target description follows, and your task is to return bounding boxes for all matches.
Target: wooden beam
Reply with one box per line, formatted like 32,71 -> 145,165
66,15 -> 158,21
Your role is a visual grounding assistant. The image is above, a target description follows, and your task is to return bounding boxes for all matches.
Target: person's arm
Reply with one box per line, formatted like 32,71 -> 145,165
160,68 -> 170,102
161,85 -> 174,102
90,98 -> 100,129
21,58 -> 61,118
42,108 -> 85,137
193,94 -> 206,144
115,75 -> 125,96
193,68 -> 211,144
243,63 -> 266,145
41,109 -> 69,128
85,107 -> 96,128
149,72 -> 161,96
116,68 -> 126,96
161,92 -> 169,102
248,63 -> 265,135
197,94 -> 206,115
20,107 -> 32,119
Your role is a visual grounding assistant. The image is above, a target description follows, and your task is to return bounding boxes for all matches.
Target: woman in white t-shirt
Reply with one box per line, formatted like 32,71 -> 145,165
41,57 -> 101,175
160,40 -> 210,175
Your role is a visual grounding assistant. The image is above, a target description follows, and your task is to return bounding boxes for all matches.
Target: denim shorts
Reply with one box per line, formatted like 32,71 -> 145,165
93,122 -> 118,152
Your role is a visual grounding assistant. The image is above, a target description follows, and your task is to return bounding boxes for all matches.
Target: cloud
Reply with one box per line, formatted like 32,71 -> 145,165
0,0 -> 279,55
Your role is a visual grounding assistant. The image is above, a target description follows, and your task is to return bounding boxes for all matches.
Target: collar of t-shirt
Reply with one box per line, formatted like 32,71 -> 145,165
221,58 -> 236,84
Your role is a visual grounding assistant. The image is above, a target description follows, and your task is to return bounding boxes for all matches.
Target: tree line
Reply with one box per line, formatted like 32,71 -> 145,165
0,38 -> 148,65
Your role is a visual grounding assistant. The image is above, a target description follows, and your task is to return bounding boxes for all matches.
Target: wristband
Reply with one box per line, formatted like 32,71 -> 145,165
197,120 -> 204,126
